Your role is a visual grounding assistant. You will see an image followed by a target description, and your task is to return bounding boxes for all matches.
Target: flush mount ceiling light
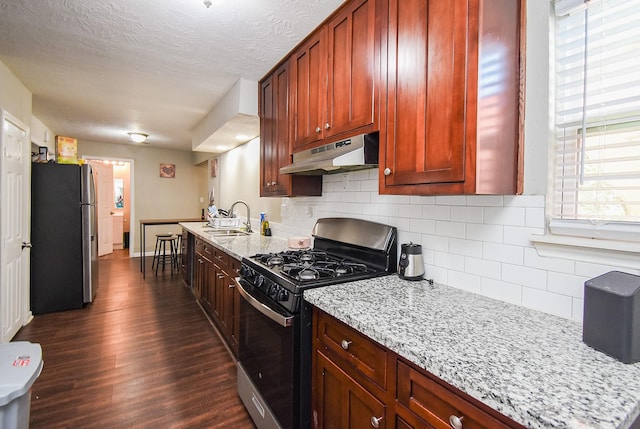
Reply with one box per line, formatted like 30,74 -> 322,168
203,0 -> 212,7
128,132 -> 148,143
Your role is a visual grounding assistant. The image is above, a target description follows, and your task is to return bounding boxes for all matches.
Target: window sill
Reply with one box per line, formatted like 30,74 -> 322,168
530,234 -> 640,270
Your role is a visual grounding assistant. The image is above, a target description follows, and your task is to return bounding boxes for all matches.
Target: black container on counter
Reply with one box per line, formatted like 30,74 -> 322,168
583,271 -> 640,364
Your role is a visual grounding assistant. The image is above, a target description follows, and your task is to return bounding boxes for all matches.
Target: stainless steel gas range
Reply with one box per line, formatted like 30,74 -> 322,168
235,217 -> 398,429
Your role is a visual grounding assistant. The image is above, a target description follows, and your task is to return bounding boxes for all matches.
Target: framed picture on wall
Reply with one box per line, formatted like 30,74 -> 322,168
160,163 -> 175,178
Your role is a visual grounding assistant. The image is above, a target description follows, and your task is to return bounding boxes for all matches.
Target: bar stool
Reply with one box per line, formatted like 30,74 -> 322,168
173,234 -> 183,271
152,233 -> 178,275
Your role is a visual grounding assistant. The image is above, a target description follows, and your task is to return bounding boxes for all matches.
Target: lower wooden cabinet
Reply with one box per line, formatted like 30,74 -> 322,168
192,236 -> 240,358
312,307 -> 525,429
314,349 -> 387,429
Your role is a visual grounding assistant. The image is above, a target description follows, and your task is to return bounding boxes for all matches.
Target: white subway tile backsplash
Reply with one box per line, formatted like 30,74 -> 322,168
571,298 -> 584,322
279,173 -> 632,322
502,263 -> 547,290
523,247 -> 575,274
465,256 -> 502,279
574,261 -> 639,278
466,195 -> 504,206
525,207 -> 545,228
422,205 -> 451,221
451,206 -> 484,223
434,250 -> 465,271
483,242 -> 524,265
484,207 -> 526,226
435,220 -> 466,238
547,272 -> 589,299
522,287 -> 572,319
397,204 -> 422,219
481,278 -> 522,305
420,234 -> 450,252
410,219 -> 436,235
449,238 -> 483,258
436,195 -> 467,205
448,270 -> 481,293
466,223 -> 504,243
503,226 -> 542,247
504,195 -> 545,207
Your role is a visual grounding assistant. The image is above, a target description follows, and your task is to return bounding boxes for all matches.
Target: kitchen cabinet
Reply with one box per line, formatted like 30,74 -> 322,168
380,0 -> 522,195
312,307 -> 524,429
192,236 -> 241,358
290,0 -> 379,152
259,61 -> 322,197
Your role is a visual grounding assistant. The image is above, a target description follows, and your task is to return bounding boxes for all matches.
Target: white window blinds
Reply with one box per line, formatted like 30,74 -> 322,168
553,0 -> 640,223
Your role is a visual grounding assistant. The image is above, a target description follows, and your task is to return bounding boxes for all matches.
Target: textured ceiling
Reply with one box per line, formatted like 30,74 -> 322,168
0,0 -> 344,151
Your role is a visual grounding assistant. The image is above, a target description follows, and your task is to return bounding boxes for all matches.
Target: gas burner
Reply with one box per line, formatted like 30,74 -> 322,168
299,253 -> 315,264
267,256 -> 284,266
298,268 -> 318,281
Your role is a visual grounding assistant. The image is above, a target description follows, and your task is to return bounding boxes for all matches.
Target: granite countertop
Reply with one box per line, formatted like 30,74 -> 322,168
179,222 -> 640,429
180,221 -> 288,261
304,277 -> 640,429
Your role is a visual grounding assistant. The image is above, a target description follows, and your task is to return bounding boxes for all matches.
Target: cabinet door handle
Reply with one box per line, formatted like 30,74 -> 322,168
341,340 -> 352,350
271,181 -> 278,186
383,167 -> 392,176
449,415 -> 464,429
325,123 -> 331,130
315,126 -> 321,133
217,274 -> 225,279
371,415 -> 383,428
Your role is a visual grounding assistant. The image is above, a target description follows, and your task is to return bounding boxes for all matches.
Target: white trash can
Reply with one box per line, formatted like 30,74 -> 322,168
0,342 -> 43,429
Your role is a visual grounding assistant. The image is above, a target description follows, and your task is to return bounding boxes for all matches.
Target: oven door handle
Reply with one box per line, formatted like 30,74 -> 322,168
235,278 -> 294,328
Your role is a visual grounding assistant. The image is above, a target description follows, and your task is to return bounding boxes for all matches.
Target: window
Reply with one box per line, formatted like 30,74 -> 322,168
552,0 -> 640,240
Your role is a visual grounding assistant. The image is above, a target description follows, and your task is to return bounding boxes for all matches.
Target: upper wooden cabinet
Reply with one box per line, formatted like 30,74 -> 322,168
380,0 -> 523,195
291,0 -> 379,152
259,61 -> 322,197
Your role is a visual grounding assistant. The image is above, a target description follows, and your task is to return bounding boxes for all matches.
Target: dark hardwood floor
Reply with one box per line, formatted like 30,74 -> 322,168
14,250 -> 255,429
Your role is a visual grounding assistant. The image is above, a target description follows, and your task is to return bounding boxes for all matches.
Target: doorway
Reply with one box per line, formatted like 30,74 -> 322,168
83,157 -> 134,258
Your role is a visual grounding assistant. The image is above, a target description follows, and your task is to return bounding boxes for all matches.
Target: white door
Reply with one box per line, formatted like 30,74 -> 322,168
90,161 -> 114,256
0,110 -> 31,343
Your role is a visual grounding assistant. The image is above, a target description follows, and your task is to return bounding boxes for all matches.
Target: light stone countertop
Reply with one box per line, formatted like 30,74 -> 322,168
180,221 -> 288,261
304,277 -> 640,429
180,221 -> 640,429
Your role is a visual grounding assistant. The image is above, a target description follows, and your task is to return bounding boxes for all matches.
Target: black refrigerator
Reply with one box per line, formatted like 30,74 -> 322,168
30,162 -> 98,314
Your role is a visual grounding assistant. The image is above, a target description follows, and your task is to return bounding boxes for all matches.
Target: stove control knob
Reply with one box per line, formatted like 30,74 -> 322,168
278,290 -> 289,301
255,275 -> 266,288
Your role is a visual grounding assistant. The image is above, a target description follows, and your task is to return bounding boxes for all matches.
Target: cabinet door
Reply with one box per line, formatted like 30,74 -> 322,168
260,64 -> 288,196
193,254 -> 204,300
326,0 -> 377,138
260,62 -> 323,197
382,0 -> 470,190
314,350 -> 386,429
292,29 -> 327,150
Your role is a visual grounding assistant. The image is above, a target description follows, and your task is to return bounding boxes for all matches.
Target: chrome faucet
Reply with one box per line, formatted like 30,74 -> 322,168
228,200 -> 252,233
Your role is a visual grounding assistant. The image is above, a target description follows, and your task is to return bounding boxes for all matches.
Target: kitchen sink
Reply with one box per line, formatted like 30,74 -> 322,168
203,228 -> 251,237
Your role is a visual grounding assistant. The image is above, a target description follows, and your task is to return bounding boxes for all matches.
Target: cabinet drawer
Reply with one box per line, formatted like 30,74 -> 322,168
194,237 -> 203,254
315,309 -> 389,392
213,248 -> 229,267
397,361 -> 513,429
202,241 -> 214,258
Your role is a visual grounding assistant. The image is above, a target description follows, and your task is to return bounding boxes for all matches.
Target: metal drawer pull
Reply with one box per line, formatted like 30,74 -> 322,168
383,167 -> 392,176
449,415 -> 464,429
341,340 -> 352,350
371,415 -> 383,428
316,126 -> 321,133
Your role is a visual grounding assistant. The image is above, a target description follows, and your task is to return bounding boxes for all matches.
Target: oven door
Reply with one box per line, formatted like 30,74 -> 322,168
236,278 -> 299,429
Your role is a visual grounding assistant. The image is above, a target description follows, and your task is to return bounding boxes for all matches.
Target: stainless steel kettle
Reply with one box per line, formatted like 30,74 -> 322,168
398,242 -> 425,281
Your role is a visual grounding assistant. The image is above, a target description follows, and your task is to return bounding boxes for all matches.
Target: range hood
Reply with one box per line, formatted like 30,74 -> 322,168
280,132 -> 379,175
